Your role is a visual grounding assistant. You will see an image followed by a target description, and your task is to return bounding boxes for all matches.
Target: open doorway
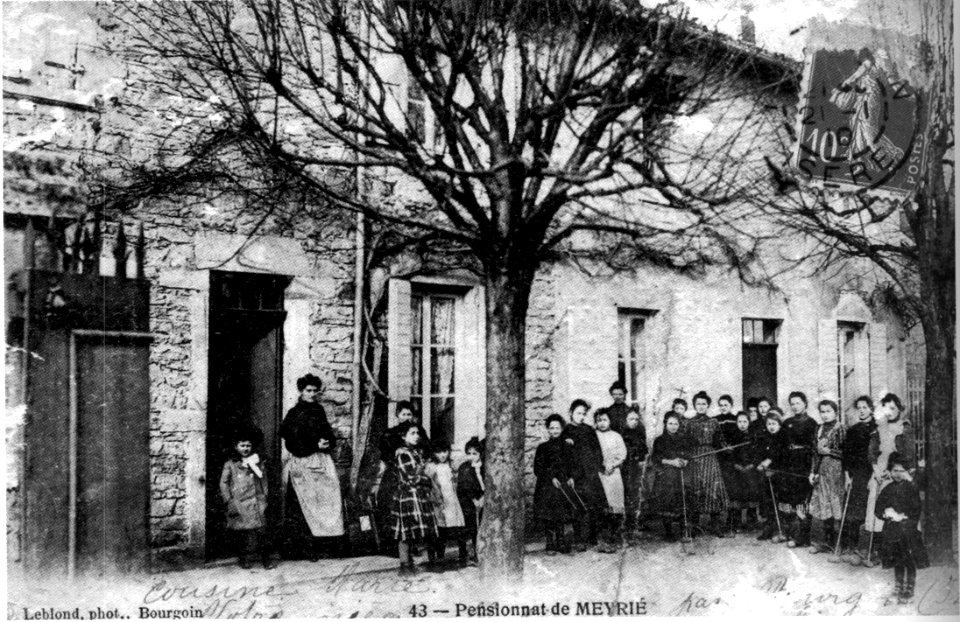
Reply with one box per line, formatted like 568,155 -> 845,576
206,271 -> 289,560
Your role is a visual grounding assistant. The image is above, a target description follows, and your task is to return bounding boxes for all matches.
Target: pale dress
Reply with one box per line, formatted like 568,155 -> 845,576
597,429 -> 627,514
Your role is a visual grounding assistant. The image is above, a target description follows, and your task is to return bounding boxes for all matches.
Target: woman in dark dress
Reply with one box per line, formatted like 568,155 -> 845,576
650,412 -> 693,541
562,399 -> 607,551
874,452 -> 929,603
280,374 -> 345,561
755,409 -> 788,541
534,414 -> 575,555
781,391 -> 817,548
841,395 -> 876,561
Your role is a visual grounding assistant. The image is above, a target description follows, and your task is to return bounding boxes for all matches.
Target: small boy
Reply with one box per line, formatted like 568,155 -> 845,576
457,437 -> 485,565
219,427 -> 277,569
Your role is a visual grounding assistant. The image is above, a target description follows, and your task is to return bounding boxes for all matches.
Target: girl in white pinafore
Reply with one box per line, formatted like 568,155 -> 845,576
595,410 -> 627,552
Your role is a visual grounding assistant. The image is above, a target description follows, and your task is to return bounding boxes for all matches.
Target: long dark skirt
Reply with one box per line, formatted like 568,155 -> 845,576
723,464 -> 762,506
652,465 -> 693,518
846,466 -> 871,524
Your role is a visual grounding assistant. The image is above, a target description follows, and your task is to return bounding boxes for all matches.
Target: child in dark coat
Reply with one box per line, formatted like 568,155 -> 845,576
562,399 -> 607,551
456,436 -> 485,566
875,452 -> 929,603
755,409 -> 788,541
621,410 -> 648,537
722,412 -> 762,532
219,427 -> 276,569
534,414 -> 576,555
650,412 -> 693,541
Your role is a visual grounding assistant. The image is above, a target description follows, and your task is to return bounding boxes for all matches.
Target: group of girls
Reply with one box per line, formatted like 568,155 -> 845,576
376,401 -> 486,575
533,385 -> 928,603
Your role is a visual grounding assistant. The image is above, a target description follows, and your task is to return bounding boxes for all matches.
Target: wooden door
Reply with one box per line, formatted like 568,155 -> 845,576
22,269 -> 151,577
74,333 -> 151,575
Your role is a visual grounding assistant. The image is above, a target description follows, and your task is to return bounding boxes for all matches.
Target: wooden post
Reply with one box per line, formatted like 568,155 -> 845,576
24,217 -> 36,270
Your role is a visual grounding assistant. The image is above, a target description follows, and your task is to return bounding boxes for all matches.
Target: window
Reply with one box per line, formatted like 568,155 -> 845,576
837,321 -> 870,421
742,318 -> 779,345
742,318 -> 781,405
617,309 -> 655,406
410,293 -> 456,447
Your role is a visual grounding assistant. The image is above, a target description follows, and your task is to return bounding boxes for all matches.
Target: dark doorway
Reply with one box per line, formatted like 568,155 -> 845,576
206,271 -> 289,560
742,318 -> 780,406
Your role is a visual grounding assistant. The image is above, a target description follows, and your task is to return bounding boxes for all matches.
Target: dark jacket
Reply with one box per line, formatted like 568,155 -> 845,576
621,425 -> 648,467
533,437 -> 576,522
457,460 -> 484,534
874,479 -> 929,569
561,422 -> 607,510
280,400 -> 336,458
842,419 -> 877,474
868,419 -> 917,472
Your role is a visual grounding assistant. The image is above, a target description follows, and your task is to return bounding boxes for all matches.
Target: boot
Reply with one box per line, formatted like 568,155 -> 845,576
812,519 -> 835,554
557,529 -> 571,554
900,567 -> 916,603
711,513 -> 728,538
545,529 -> 558,556
663,519 -> 677,542
757,519 -> 775,540
893,566 -> 905,599
728,512 -> 741,534
457,540 -> 469,567
796,516 -> 812,547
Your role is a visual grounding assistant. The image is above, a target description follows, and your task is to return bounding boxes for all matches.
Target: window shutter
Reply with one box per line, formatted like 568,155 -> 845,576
869,322 -> 888,397
387,278 -> 413,423
818,319 -> 839,398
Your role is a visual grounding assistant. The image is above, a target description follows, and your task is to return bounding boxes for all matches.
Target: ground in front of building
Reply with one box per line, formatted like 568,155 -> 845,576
6,532 -> 958,619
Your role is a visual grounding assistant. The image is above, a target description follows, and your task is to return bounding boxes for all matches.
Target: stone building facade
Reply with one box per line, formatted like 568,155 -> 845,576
4,2 -> 915,570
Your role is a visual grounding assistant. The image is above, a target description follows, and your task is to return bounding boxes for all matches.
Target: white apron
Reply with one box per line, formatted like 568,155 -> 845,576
283,452 -> 345,537
597,430 -> 627,514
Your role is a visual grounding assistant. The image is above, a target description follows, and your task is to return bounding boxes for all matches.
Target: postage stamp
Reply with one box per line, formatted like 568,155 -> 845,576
5,0 -> 957,619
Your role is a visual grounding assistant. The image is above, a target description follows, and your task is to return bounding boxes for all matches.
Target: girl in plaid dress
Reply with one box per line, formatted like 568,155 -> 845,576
390,422 -> 440,575
808,400 -> 847,554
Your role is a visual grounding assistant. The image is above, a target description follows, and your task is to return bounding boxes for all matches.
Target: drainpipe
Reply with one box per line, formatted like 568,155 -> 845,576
351,210 -> 364,453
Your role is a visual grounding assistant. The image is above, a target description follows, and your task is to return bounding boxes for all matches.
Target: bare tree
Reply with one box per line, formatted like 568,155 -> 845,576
98,0 -> 793,578
761,0 -> 954,563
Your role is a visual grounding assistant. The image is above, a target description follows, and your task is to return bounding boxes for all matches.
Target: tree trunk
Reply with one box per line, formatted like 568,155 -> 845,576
918,281 -> 957,565
477,266 -> 534,582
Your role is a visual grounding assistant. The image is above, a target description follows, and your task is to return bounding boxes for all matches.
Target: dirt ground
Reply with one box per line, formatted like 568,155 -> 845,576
7,532 -> 959,618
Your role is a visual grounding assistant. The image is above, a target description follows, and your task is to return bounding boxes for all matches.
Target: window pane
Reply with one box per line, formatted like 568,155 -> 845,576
431,347 -> 455,395
411,295 -> 423,345
742,320 -> 753,343
430,397 -> 455,449
411,347 -> 423,396
431,297 -> 455,345
630,318 -> 644,358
